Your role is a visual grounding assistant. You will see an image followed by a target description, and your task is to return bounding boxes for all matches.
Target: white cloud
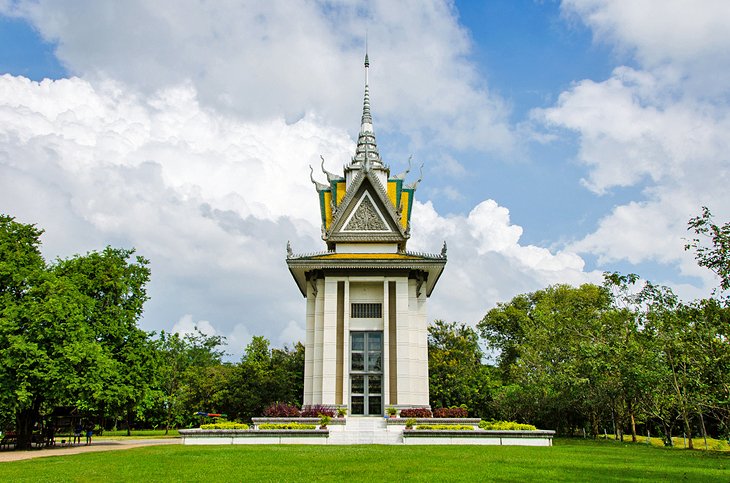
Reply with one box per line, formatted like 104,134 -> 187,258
171,314 -> 217,338
562,0 -> 730,95
410,200 -> 600,325
1,0 -> 515,155
0,74 -> 346,356
526,1 -> 730,293
0,73 -> 599,344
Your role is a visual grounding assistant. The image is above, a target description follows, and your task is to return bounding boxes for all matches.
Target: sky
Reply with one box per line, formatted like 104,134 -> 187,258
1,0 -> 729,358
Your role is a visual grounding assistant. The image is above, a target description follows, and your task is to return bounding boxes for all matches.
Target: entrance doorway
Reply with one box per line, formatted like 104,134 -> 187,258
350,332 -> 383,415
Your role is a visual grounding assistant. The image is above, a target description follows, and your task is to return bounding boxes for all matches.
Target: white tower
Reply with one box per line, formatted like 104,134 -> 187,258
287,54 -> 446,415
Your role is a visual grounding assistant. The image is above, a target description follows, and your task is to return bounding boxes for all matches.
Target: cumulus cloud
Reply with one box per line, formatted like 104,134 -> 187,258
0,73 -> 594,348
0,74 -> 350,357
1,0 -> 515,155
410,200 -> 600,325
527,1 -> 730,292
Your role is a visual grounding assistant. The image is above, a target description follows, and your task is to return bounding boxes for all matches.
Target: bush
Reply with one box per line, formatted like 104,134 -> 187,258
301,405 -> 336,417
399,408 -> 433,418
433,406 -> 468,418
200,423 -> 249,430
258,423 -> 317,430
478,420 -> 537,431
405,418 -> 416,429
263,402 -> 301,418
415,425 -> 474,431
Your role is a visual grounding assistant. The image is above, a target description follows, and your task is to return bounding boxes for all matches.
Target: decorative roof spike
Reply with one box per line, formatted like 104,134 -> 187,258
309,165 -> 329,192
406,163 -> 424,190
351,49 -> 383,169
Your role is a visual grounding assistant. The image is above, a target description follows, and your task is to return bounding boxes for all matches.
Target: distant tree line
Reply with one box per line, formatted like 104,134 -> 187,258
1,208 -> 727,449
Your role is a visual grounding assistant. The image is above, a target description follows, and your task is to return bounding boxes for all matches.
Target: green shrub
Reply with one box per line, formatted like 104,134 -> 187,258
415,425 -> 474,431
200,423 -> 249,430
258,423 -> 317,430
405,418 -> 416,429
478,420 -> 537,431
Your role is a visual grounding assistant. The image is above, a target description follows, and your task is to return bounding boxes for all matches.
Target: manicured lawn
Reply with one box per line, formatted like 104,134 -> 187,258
1,439 -> 727,482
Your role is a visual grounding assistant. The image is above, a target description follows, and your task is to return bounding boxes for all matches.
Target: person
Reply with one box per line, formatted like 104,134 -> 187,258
85,424 -> 93,445
73,423 -> 83,445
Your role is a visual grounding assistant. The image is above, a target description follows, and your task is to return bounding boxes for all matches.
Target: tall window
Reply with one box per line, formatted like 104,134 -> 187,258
350,332 -> 383,415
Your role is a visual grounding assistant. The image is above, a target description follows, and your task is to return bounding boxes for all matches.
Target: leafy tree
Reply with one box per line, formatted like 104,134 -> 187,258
0,215 -> 153,448
153,329 -> 226,433
686,207 -> 730,295
428,320 -> 497,417
227,337 -> 304,421
53,247 -> 153,434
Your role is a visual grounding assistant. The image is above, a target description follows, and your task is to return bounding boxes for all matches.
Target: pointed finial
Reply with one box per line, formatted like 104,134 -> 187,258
365,30 -> 369,68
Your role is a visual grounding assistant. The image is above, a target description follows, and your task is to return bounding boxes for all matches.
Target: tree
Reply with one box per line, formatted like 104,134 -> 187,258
53,247 -> 153,434
153,329 -> 226,433
0,215 -> 153,448
686,206 -> 730,295
227,337 -> 304,421
427,320 -> 496,417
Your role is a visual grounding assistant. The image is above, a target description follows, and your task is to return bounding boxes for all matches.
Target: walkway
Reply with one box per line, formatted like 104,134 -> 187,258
0,438 -> 181,462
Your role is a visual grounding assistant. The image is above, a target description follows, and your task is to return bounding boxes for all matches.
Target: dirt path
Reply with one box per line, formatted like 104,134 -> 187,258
0,438 -> 181,462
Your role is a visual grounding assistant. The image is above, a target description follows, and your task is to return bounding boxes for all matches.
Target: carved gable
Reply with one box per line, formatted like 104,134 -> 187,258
343,193 -> 391,232
324,171 -> 407,249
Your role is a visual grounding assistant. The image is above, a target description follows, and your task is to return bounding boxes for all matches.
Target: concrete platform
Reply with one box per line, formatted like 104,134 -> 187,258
180,418 -> 555,446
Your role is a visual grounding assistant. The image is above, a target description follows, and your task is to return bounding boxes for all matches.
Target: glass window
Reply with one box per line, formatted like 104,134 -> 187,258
351,375 -> 364,394
367,333 -> 382,351
351,333 -> 365,351
368,396 -> 382,415
368,376 -> 381,394
367,353 -> 382,372
351,396 -> 364,415
351,353 -> 364,372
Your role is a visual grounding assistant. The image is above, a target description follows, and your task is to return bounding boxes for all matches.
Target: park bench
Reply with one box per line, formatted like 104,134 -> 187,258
0,432 -> 17,449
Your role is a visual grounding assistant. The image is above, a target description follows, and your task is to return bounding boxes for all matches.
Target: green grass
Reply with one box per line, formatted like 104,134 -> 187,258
601,434 -> 730,452
1,439 -> 727,482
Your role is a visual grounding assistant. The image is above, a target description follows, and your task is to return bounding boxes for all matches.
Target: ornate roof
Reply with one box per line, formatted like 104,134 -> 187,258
288,52 -> 446,298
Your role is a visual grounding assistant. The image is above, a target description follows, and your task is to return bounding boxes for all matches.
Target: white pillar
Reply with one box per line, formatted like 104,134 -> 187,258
341,279 -> 350,408
395,278 -> 411,405
312,278 -> 325,404
303,281 -> 316,406
382,278 -> 390,406
321,278 -> 339,404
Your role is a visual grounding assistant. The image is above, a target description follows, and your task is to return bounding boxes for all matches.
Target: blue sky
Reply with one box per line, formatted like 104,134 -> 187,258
1,1 -> 728,355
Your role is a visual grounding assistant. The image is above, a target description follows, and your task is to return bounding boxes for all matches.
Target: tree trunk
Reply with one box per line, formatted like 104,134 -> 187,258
630,408 -> 637,443
699,412 -> 708,450
126,407 -> 132,437
661,421 -> 673,446
682,412 -> 693,449
15,398 -> 42,450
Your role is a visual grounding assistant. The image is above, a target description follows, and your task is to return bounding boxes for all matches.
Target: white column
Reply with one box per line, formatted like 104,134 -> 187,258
395,277 -> 411,405
382,278 -> 390,407
312,278 -> 325,404
414,287 -> 430,406
321,278 -> 339,405
303,281 -> 316,406
341,279 -> 350,408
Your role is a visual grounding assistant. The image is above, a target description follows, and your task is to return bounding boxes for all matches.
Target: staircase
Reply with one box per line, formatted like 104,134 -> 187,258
328,417 -> 402,445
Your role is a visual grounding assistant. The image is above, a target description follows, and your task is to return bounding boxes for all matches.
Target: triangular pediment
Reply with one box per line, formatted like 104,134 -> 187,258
342,192 -> 391,233
325,170 -> 407,248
